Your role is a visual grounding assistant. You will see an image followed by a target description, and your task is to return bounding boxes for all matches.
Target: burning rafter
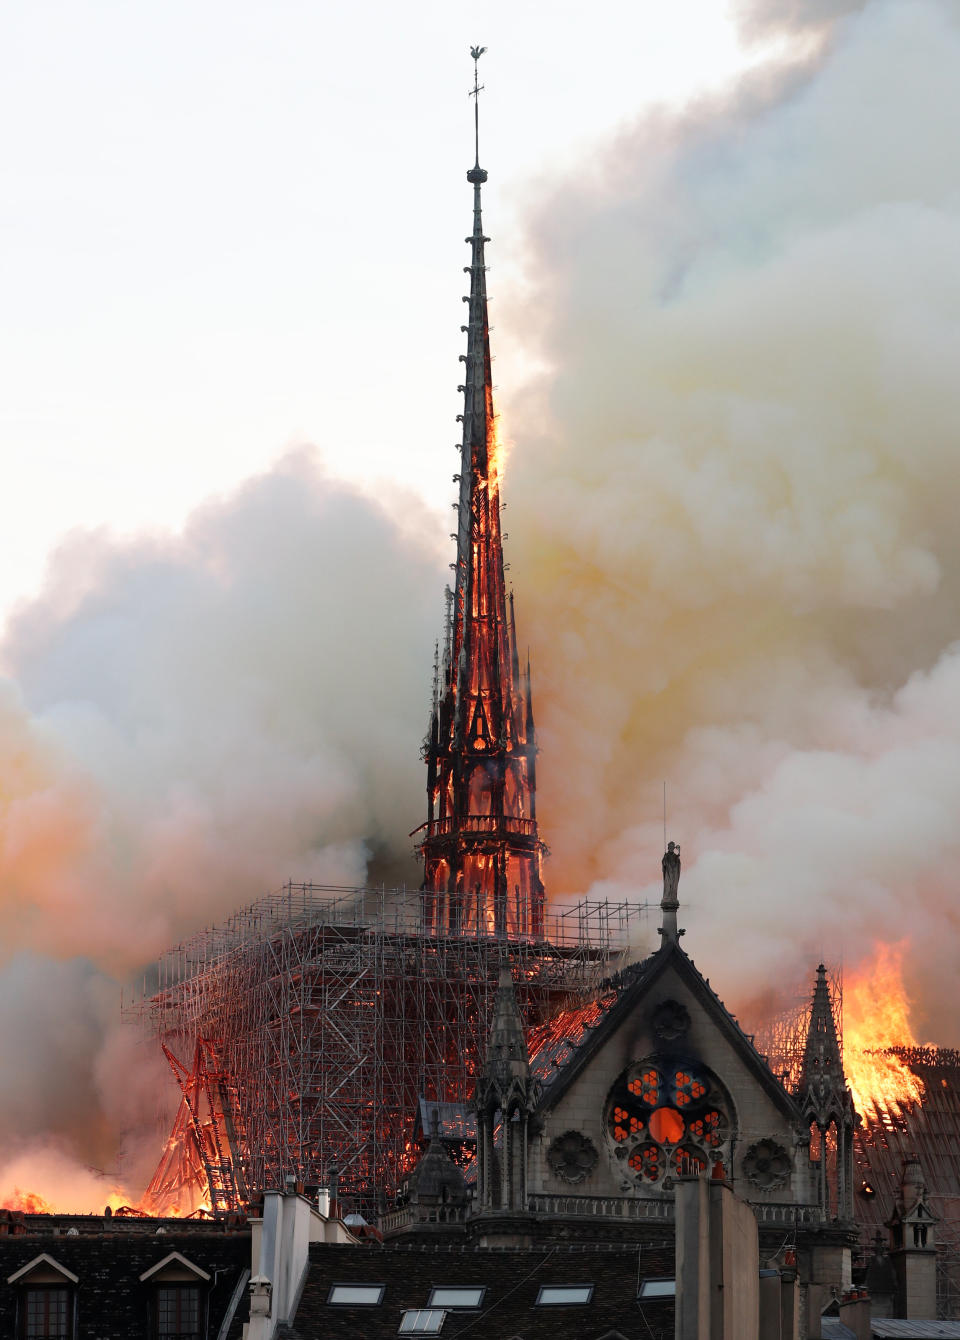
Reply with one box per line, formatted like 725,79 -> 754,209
140,1038 -> 241,1218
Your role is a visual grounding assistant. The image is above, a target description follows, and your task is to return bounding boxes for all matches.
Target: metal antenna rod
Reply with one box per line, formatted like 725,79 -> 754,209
470,44 -> 487,167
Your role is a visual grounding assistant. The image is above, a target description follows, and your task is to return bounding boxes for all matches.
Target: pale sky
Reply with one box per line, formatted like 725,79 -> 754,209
1,1 -> 776,626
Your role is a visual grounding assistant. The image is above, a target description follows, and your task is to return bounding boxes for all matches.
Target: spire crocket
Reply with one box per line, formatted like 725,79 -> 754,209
416,48 -> 545,939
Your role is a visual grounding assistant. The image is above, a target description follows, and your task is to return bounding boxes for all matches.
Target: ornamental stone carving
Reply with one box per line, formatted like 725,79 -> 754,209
546,1130 -> 599,1185
742,1139 -> 792,1191
652,999 -> 690,1042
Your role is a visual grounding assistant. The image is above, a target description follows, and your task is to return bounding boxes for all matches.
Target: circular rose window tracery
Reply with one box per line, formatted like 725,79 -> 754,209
606,1058 -> 731,1187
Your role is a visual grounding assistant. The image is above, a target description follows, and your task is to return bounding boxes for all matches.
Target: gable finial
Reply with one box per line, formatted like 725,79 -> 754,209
659,841 -> 684,943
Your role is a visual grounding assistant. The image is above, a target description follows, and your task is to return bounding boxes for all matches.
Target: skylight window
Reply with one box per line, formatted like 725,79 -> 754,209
327,1283 -> 386,1305
427,1287 -> 485,1309
535,1285 -> 594,1305
398,1309 -> 446,1333
638,1278 -> 676,1298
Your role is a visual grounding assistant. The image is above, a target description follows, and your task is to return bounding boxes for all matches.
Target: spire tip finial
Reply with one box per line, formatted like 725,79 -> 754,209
468,45 -> 488,183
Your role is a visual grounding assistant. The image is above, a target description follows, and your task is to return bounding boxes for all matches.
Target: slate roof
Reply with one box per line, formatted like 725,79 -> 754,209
868,1324 -> 960,1338
288,1240 -> 675,1339
855,1050 -> 960,1233
527,944 -> 798,1122
416,1098 -> 477,1144
0,1225 -> 251,1340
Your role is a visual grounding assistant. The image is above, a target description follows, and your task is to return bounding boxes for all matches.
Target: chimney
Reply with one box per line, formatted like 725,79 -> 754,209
838,1287 -> 871,1340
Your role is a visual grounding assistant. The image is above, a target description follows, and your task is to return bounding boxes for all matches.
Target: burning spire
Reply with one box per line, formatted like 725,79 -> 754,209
417,48 -> 545,938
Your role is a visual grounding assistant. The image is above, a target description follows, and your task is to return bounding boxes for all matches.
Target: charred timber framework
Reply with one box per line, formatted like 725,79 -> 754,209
415,48 -> 545,939
135,883 -> 641,1217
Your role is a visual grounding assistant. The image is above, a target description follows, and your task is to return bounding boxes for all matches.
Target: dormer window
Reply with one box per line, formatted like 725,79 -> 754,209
7,1254 -> 79,1340
8,1255 -> 79,1340
24,1288 -> 71,1339
139,1251 -> 210,1340
156,1285 -> 201,1338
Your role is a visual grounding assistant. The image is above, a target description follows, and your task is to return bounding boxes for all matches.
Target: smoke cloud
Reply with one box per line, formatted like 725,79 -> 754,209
0,450 -> 443,1202
502,0 -> 960,1039
1,0 -> 957,1201
732,0 -> 867,41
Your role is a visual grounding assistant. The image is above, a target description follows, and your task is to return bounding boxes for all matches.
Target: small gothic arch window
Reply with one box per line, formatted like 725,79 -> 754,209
468,763 -> 494,815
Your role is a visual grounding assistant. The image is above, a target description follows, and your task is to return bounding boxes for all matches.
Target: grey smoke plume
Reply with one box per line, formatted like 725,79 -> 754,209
0,451 -> 442,1204
1,0 -> 955,1205
503,0 -> 960,1039
733,0 -> 867,40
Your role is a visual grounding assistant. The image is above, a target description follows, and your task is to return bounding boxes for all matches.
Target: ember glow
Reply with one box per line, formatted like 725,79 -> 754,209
843,942 -> 925,1122
0,1147 -> 136,1217
1,1184 -> 131,1216
3,1189 -> 54,1214
488,415 -> 509,490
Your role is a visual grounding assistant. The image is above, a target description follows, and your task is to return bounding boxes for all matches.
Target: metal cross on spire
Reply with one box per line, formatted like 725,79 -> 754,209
470,44 -> 487,168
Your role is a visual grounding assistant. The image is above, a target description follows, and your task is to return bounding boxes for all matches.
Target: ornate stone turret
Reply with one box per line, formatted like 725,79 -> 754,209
475,965 -> 536,1212
417,47 -> 545,940
798,965 -> 857,1220
888,1152 -> 938,1319
405,1121 -> 468,1229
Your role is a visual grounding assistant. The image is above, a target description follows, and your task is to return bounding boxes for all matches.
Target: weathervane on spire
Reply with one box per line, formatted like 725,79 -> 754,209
469,45 -> 487,171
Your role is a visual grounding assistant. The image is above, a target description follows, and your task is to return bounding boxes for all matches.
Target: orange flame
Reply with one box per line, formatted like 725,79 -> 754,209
3,1189 -> 54,1214
844,941 -> 925,1121
1,1187 -> 135,1215
488,415 -> 508,491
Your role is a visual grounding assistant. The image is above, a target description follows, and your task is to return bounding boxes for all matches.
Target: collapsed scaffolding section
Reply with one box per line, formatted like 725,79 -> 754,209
133,882 -> 646,1217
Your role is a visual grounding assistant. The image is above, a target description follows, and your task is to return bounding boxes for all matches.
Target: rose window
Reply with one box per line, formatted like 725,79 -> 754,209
606,1059 -> 730,1187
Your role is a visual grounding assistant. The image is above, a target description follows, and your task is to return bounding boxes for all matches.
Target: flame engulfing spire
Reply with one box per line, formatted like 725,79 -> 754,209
417,50 -> 545,938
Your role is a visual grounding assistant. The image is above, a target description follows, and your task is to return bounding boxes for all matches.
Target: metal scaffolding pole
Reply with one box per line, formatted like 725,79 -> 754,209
131,883 -> 649,1217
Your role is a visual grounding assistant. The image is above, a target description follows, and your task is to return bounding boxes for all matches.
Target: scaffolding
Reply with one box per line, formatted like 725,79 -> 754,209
132,883 -> 649,1216
751,965 -> 843,1092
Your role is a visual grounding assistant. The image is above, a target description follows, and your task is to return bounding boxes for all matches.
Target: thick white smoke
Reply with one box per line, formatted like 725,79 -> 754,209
2,0 -> 956,1204
502,0 -> 960,1038
0,450 -> 443,1204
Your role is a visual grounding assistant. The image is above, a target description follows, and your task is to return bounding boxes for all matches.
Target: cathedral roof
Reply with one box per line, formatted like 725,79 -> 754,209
528,942 -> 800,1123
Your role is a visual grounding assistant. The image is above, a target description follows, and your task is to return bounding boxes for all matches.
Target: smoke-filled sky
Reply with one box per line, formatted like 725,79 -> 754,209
2,0 -> 958,1205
